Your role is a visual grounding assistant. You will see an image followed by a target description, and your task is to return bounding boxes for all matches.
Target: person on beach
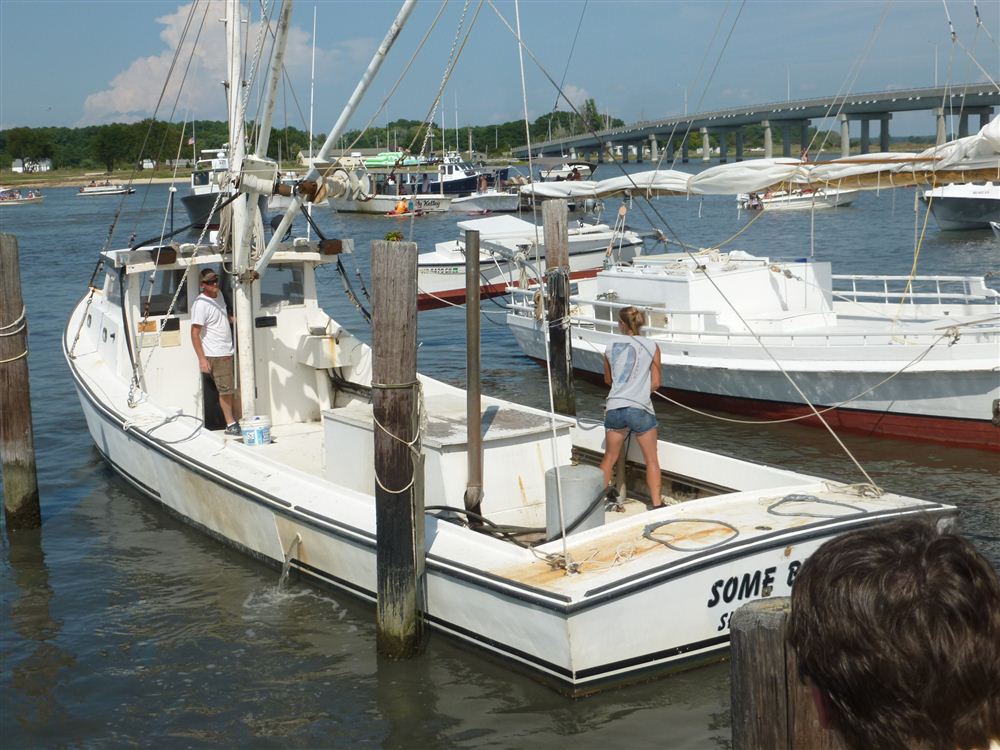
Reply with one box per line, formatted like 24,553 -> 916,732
788,518 -> 1000,750
599,306 -> 663,507
190,268 -> 240,436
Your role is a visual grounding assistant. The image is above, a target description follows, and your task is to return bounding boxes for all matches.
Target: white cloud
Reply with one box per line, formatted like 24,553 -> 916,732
558,84 -> 590,111
78,1 -> 355,126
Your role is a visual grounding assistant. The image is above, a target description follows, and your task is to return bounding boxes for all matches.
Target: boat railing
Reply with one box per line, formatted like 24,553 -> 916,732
831,274 -> 1000,306
506,288 -> 1000,347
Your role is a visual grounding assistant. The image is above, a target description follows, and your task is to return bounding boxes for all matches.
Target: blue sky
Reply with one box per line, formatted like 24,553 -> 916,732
1,0 -> 997,137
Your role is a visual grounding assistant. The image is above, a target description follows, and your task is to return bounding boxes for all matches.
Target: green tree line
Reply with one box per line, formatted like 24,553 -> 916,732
5,99 -> 874,172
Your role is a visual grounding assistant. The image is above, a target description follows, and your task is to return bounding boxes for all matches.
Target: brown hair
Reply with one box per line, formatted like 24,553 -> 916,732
618,306 -> 646,336
788,518 -> 1000,750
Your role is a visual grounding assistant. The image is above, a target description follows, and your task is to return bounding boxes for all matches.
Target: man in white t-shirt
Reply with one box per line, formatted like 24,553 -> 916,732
190,268 -> 239,435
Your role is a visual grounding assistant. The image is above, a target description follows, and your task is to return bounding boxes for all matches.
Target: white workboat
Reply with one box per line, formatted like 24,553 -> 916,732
507,251 -> 1000,452
417,214 -> 644,310
329,192 -> 452,214
449,188 -> 521,214
62,0 -> 960,695
77,183 -> 136,196
921,182 -> 1000,230
737,187 -> 859,211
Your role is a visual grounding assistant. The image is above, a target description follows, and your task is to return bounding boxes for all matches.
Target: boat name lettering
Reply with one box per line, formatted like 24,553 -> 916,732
706,560 -> 802,608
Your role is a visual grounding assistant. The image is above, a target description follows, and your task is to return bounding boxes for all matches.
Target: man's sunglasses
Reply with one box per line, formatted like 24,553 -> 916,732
203,279 -> 219,286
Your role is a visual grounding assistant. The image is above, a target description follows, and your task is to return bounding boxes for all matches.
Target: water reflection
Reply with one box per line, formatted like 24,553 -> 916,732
4,528 -> 74,733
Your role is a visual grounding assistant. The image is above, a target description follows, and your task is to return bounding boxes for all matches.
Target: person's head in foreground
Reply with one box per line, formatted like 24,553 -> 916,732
788,517 -> 1000,750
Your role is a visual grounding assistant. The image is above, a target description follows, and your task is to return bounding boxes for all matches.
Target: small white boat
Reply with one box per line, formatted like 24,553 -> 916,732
737,187 -> 859,211
449,189 -> 520,214
77,183 -> 135,196
181,148 -> 230,228
417,214 -> 644,310
0,187 -> 44,205
990,220 -> 1000,239
921,182 -> 1000,230
330,192 -> 452,214
507,250 -> 1000,452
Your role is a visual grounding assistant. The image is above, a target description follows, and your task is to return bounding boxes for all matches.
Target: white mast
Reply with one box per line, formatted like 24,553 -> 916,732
255,0 -> 417,274
308,5 -> 316,240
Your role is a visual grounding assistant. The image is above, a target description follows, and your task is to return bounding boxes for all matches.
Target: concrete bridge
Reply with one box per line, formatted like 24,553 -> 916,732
512,84 -> 998,164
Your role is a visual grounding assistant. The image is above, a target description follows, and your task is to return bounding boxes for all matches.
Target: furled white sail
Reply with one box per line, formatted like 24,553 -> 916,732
519,116 -> 1000,200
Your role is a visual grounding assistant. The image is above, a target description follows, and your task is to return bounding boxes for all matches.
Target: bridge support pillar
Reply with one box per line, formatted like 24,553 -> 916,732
860,119 -> 870,154
604,141 -> 614,162
781,123 -> 792,157
800,123 -> 810,157
761,120 -> 773,159
649,134 -> 659,162
681,136 -> 689,163
979,108 -> 994,128
934,107 -> 947,145
718,130 -> 729,163
569,147 -> 577,159
959,112 -> 969,138
839,114 -> 850,157
735,128 -> 744,161
879,113 -> 892,152
700,127 -> 711,161
635,142 -> 644,163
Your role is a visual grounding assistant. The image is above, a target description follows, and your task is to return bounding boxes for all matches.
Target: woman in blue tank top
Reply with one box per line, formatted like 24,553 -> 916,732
599,306 -> 663,507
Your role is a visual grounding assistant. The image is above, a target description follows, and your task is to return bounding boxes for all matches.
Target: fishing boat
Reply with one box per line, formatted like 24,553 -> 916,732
921,182 -> 1000,230
506,250 -> 1000,452
181,148 -> 230,228
0,187 -> 45,205
737,187 -> 859,211
416,213 -> 644,310
63,0 -> 960,695
77,182 -> 136,197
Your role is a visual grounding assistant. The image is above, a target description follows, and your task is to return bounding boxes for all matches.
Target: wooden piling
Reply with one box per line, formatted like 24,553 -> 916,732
730,597 -> 843,750
0,234 -> 41,532
542,199 -> 576,416
371,239 -> 425,659
464,230 -> 483,516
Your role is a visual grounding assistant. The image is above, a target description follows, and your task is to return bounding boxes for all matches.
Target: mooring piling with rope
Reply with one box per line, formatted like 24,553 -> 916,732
371,238 -> 425,660
0,234 -> 42,532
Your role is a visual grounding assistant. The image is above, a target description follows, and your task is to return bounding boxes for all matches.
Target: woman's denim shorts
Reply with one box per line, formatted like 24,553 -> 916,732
604,407 -> 657,435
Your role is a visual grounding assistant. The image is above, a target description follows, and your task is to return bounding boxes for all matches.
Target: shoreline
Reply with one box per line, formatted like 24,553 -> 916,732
2,175 -> 183,189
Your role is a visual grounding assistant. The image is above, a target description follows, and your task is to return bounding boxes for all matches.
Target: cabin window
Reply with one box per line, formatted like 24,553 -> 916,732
105,270 -> 121,305
192,170 -> 210,186
259,265 -> 304,308
137,269 -> 188,317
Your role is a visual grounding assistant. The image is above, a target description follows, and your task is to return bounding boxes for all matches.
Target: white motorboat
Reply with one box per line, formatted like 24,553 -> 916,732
181,148 -> 230,228
0,187 -> 44,205
737,187 -> 859,211
991,221 -> 1000,239
449,188 -> 520,214
417,214 -> 644,310
77,183 -> 136,196
506,250 -> 1000,452
62,0 -> 960,696
922,182 -> 1000,230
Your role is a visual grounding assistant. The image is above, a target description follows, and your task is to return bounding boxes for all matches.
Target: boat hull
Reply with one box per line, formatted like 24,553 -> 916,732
739,189 -> 859,211
181,192 -> 223,228
507,319 -> 1000,452
449,191 -> 521,214
68,364 -> 948,691
925,197 -> 1000,230
330,194 -> 452,214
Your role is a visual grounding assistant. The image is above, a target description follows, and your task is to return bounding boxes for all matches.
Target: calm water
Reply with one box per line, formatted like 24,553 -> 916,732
2,169 -> 998,748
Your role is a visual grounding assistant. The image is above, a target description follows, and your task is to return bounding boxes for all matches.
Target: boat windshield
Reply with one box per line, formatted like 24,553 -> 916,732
138,269 -> 188,317
259,265 -> 305,308
192,170 -> 210,187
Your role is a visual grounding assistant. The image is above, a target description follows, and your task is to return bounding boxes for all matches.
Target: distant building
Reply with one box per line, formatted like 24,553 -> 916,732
11,158 -> 53,173
139,158 -> 157,170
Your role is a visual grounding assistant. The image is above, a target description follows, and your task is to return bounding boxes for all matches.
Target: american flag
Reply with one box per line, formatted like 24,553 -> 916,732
188,137 -> 195,145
